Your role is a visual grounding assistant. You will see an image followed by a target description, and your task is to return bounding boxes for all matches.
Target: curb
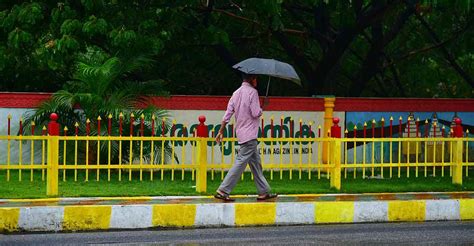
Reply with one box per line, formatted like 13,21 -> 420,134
1,198 -> 473,232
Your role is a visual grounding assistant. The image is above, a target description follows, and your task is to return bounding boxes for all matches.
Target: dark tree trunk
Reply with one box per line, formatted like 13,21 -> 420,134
350,3 -> 415,96
310,1 -> 398,95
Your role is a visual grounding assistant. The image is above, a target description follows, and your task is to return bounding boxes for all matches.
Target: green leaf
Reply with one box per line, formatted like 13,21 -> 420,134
0,10 -> 7,29
56,35 -> 80,53
7,28 -> 33,50
109,28 -> 137,47
17,3 -> 43,27
82,15 -> 108,38
3,5 -> 20,31
51,4 -> 78,26
60,19 -> 82,35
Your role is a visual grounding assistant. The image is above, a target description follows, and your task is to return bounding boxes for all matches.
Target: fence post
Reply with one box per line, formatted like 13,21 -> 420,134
47,113 -> 60,196
452,118 -> 463,185
330,139 -> 342,190
196,115 -> 208,193
331,117 -> 341,138
323,97 -> 335,163
330,117 -> 342,190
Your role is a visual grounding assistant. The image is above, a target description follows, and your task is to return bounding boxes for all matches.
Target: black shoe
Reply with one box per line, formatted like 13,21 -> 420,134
257,193 -> 278,201
214,192 -> 235,202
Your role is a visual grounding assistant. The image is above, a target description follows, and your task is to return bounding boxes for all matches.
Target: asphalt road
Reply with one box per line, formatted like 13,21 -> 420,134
1,221 -> 474,245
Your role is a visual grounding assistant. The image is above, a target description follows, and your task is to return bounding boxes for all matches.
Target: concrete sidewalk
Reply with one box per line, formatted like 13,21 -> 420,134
1,192 -> 473,232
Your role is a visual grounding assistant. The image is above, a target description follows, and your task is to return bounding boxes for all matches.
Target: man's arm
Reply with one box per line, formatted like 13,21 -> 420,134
250,90 -> 263,118
216,96 -> 234,143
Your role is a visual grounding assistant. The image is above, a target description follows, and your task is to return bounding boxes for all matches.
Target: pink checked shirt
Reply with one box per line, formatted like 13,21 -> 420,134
222,82 -> 262,144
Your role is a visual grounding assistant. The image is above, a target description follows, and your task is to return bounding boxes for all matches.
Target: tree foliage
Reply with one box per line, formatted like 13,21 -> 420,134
0,0 -> 472,97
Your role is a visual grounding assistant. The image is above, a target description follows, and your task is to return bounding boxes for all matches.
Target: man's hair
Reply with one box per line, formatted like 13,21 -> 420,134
242,73 -> 257,82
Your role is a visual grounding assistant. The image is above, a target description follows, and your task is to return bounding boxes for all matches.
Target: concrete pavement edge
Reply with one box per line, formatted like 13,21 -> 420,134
1,198 -> 474,232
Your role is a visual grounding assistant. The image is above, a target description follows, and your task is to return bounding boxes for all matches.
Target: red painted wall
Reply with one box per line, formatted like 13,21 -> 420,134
0,93 -> 472,112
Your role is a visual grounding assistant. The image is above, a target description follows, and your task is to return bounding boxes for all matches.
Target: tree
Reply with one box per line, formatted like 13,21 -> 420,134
0,1 -> 472,98
155,0 -> 472,97
0,0 -> 167,92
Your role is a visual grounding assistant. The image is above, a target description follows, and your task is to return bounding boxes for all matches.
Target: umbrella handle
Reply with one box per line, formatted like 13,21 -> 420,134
265,76 -> 271,98
262,77 -> 271,110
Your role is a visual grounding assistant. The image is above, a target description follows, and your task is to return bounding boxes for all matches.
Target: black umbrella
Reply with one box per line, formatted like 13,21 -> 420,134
232,58 -> 301,97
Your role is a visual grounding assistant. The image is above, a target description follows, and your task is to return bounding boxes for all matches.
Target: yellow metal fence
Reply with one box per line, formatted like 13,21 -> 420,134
0,135 -> 472,196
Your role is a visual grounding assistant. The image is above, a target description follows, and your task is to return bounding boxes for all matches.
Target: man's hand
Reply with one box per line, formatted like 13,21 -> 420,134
215,131 -> 224,144
216,121 -> 227,144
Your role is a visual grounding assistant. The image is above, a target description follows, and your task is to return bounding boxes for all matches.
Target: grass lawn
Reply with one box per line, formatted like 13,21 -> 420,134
0,169 -> 473,199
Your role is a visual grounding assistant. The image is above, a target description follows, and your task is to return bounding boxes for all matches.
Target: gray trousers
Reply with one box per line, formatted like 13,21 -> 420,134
218,140 -> 271,195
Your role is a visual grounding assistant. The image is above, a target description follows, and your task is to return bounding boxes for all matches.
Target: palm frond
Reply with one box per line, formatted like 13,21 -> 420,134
22,98 -> 80,136
121,55 -> 155,75
23,50 -> 171,163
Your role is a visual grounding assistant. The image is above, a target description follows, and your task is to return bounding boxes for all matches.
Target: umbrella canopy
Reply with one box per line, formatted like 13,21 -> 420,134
232,58 -> 301,86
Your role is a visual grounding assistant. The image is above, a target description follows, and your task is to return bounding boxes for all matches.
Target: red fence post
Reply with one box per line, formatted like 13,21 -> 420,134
47,113 -> 60,136
7,114 -> 11,136
19,118 -> 23,136
119,113 -> 123,136
280,115 -> 283,138
171,120 -> 176,136
371,119 -> 376,138
97,116 -> 102,136
108,114 -> 112,136
453,118 -> 463,138
196,115 -> 208,137
74,122 -> 79,136
31,121 -> 35,135
330,117 -> 341,138
299,118 -> 303,138
398,116 -> 402,137
151,114 -> 155,137
381,117 -> 384,138
86,119 -> 90,136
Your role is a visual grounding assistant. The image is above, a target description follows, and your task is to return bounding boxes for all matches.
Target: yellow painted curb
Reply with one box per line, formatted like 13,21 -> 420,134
315,201 -> 354,223
388,201 -> 425,222
0,208 -> 20,232
235,203 -> 276,226
7,198 -> 61,203
152,204 -> 196,227
63,206 -> 111,231
460,199 -> 474,220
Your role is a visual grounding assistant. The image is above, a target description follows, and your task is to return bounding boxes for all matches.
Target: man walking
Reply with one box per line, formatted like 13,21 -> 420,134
214,73 -> 277,202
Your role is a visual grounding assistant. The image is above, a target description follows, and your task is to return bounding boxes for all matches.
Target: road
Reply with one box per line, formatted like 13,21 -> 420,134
1,221 -> 473,245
